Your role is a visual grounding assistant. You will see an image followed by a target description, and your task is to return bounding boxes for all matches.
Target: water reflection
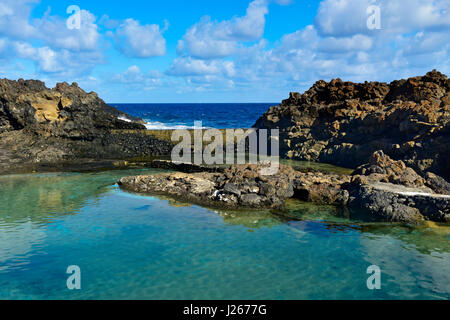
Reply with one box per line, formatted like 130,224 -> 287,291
283,199 -> 450,255
0,169 -> 161,272
0,169 -> 162,224
0,169 -> 448,299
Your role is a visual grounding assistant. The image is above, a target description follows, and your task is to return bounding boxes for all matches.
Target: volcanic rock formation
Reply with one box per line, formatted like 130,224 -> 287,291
118,152 -> 450,224
254,70 -> 450,180
0,79 -> 172,173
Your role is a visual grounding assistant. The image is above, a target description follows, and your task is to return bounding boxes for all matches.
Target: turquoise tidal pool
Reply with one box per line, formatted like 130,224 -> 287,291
0,169 -> 449,300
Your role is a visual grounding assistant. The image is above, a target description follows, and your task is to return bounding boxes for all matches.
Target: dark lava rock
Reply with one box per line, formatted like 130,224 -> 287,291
119,153 -> 450,224
147,160 -> 225,173
223,183 -> 242,196
0,78 -> 173,173
425,172 -> 450,195
347,151 -> 450,223
254,70 -> 450,180
118,163 -> 301,210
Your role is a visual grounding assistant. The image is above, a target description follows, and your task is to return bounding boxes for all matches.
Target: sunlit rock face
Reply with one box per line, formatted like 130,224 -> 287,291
0,79 -> 173,173
0,79 -> 144,136
254,70 -> 450,180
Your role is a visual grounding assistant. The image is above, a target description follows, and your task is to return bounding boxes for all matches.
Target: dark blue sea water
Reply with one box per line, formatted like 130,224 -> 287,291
110,103 -> 275,129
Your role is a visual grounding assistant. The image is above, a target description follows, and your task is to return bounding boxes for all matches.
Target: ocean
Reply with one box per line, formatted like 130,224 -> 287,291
110,103 -> 275,129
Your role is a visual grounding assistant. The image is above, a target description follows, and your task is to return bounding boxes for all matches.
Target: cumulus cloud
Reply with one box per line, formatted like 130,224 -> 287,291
14,41 -> 103,76
176,0 -> 450,93
110,65 -> 165,92
177,0 -> 269,59
113,65 -> 161,83
167,57 -> 236,77
0,2 -> 102,52
0,0 -> 37,39
0,1 -> 104,79
1,0 -> 450,100
315,0 -> 450,37
115,19 -> 167,58
35,9 -> 101,51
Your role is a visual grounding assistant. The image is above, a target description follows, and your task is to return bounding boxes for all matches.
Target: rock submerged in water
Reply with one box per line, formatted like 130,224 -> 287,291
253,70 -> 450,180
119,152 -> 450,224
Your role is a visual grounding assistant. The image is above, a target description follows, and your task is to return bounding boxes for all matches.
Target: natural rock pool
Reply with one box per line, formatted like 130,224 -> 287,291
0,169 -> 449,299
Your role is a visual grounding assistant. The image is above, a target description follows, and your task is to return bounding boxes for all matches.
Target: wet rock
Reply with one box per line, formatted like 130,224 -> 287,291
348,182 -> 450,223
356,186 -> 423,223
240,194 -> 262,206
147,160 -> 225,173
118,154 -> 449,223
424,172 -> 450,195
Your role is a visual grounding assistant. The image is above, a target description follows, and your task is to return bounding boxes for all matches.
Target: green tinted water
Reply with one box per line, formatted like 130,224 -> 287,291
0,169 -> 448,299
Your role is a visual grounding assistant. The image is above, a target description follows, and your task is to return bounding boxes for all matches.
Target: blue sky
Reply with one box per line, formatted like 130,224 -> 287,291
0,0 -> 449,103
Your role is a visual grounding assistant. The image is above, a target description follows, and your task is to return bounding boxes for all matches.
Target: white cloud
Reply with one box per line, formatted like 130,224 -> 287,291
0,1 -> 104,80
1,0 -> 450,101
318,34 -> 373,53
315,0 -> 450,37
0,2 -> 101,53
177,0 -> 269,59
14,41 -> 103,77
35,10 -> 101,51
169,0 -> 450,95
167,57 -> 236,77
115,19 -> 167,58
111,65 -> 164,91
0,0 -> 37,39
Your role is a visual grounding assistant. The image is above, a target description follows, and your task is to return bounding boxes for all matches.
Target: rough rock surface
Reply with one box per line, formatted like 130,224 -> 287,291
0,79 -> 173,173
119,163 -> 299,210
254,70 -> 450,180
347,151 -> 450,223
119,152 -> 450,223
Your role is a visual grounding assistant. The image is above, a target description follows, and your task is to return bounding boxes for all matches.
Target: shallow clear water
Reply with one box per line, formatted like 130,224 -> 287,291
0,169 -> 449,300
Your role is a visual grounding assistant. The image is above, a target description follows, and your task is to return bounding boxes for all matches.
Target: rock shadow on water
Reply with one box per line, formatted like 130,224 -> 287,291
283,198 -> 450,255
122,188 -> 285,231
122,186 -> 450,256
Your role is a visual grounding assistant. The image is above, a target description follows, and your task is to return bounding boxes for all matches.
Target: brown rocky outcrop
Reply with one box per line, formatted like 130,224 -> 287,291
119,163 -> 299,210
347,151 -> 449,223
254,70 -> 450,180
0,79 -> 173,173
118,152 -> 450,224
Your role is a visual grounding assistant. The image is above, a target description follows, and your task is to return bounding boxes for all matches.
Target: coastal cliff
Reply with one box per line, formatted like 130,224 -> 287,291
254,70 -> 450,180
0,79 -> 172,173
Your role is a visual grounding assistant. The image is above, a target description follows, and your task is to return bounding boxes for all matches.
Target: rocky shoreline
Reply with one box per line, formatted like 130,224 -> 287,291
1,71 -> 449,224
0,79 -> 173,174
119,151 -> 449,224
254,70 -> 449,180
118,71 -> 450,224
